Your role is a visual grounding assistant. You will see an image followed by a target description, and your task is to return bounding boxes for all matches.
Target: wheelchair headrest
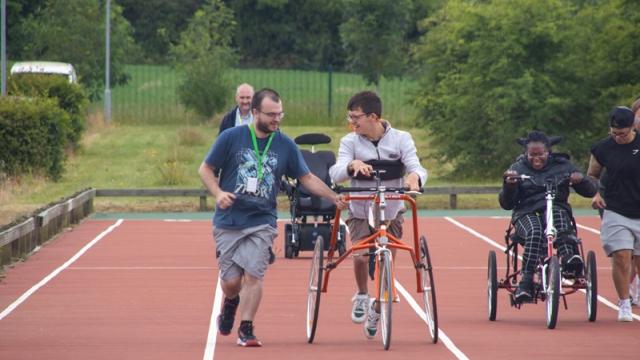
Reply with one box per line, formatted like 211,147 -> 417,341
295,133 -> 332,145
353,159 -> 405,181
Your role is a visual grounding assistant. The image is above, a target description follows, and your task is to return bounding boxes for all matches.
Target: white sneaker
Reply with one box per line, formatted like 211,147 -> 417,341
618,299 -> 633,322
364,299 -> 380,339
351,293 -> 369,323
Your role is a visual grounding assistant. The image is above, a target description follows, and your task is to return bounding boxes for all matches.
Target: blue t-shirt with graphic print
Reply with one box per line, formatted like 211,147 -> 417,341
204,125 -> 310,229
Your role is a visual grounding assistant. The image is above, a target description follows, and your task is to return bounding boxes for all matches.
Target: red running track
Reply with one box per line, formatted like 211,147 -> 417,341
0,215 -> 636,360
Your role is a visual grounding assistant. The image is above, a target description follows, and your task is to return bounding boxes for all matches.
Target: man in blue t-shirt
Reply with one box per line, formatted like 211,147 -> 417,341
198,88 -> 346,347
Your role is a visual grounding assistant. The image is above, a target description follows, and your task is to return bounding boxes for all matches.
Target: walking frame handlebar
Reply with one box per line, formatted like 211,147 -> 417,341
321,170 -> 426,294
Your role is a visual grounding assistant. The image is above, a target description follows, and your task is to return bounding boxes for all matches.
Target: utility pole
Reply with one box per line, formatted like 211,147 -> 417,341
104,0 -> 111,123
1,0 -> 7,96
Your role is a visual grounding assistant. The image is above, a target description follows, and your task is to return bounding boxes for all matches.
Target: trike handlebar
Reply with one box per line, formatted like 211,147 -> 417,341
507,173 -> 571,188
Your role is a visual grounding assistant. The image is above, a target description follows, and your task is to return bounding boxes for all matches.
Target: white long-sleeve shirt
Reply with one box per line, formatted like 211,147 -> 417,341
329,121 -> 427,220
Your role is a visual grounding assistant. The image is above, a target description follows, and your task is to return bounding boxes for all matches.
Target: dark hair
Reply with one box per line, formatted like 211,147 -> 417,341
251,88 -> 281,111
516,130 -> 561,150
347,91 -> 382,118
608,106 -> 635,129
516,130 -> 563,149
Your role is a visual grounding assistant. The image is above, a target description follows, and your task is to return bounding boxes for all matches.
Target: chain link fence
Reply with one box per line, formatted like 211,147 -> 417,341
105,64 -> 419,128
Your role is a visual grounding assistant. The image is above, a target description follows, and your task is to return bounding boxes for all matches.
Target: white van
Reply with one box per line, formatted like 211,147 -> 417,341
10,61 -> 77,84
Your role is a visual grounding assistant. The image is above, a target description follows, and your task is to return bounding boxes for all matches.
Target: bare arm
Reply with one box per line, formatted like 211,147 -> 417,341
586,155 -> 603,180
298,173 -> 347,209
198,162 -> 236,209
586,155 -> 605,209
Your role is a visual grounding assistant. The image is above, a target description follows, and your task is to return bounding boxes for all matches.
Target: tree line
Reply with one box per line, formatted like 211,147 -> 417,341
5,0 -> 640,177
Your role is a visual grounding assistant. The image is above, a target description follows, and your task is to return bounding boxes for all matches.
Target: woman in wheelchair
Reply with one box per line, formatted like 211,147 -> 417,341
499,130 -> 598,303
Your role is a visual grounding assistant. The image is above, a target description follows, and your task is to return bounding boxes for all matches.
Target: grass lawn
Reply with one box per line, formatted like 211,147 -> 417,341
0,116 -> 594,226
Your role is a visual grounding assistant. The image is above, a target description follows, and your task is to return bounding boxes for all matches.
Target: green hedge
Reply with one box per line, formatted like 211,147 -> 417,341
8,74 -> 88,150
0,97 -> 70,180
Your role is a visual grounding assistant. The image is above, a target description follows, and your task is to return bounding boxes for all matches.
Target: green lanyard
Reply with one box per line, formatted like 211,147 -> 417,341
249,125 -> 275,181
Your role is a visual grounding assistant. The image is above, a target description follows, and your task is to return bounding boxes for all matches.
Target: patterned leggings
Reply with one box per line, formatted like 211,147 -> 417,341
515,207 -> 577,275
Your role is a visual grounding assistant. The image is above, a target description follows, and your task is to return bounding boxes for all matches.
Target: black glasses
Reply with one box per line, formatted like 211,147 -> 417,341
346,112 -> 368,123
260,111 -> 285,120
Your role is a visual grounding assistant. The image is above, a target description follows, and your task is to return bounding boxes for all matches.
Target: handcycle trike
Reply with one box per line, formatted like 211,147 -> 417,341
488,174 -> 598,329
306,169 -> 438,350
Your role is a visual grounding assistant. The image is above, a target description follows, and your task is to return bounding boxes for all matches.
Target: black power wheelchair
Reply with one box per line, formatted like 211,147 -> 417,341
281,133 -> 347,258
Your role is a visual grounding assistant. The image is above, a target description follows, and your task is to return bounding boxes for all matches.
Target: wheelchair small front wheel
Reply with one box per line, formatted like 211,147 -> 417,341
284,224 -> 294,259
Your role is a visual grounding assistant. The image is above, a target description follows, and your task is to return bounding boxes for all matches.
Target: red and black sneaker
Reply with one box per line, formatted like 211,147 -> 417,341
237,322 -> 262,347
217,296 -> 239,336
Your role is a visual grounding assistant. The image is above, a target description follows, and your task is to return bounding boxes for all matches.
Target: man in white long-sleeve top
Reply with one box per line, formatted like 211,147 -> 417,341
329,91 -> 428,339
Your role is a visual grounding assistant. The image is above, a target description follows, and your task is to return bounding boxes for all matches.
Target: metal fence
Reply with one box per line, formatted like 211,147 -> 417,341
107,64 -> 420,127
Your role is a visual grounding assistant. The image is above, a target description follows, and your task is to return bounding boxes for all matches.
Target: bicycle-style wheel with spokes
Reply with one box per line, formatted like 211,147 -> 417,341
487,250 -> 498,321
306,235 -> 324,343
545,255 -> 560,329
419,235 -> 438,343
585,251 -> 598,322
378,250 -> 394,350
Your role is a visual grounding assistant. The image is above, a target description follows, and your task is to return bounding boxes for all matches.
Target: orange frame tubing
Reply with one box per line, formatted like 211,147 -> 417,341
321,193 -> 424,294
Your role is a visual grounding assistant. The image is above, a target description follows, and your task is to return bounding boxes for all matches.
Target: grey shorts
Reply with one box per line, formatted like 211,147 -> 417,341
213,224 -> 278,281
600,210 -> 640,256
346,210 -> 404,245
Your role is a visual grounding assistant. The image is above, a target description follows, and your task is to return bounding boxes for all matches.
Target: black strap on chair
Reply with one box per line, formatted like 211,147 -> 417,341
352,159 -> 406,180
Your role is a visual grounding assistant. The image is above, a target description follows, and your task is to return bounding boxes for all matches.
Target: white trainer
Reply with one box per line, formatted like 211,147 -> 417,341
618,299 -> 633,322
364,298 -> 380,339
351,293 -> 369,323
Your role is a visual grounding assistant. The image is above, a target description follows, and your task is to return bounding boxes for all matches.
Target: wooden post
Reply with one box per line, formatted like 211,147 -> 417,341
449,193 -> 458,209
199,196 -> 207,211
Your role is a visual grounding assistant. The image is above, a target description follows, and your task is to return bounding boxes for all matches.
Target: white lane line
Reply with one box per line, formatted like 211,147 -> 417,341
203,277 -> 223,360
395,281 -> 469,360
576,223 -> 601,235
444,217 -> 507,253
445,216 -> 640,321
68,266 -> 216,270
0,219 -> 124,321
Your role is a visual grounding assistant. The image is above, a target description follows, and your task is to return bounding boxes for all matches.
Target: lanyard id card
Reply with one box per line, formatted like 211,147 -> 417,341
247,177 -> 258,193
